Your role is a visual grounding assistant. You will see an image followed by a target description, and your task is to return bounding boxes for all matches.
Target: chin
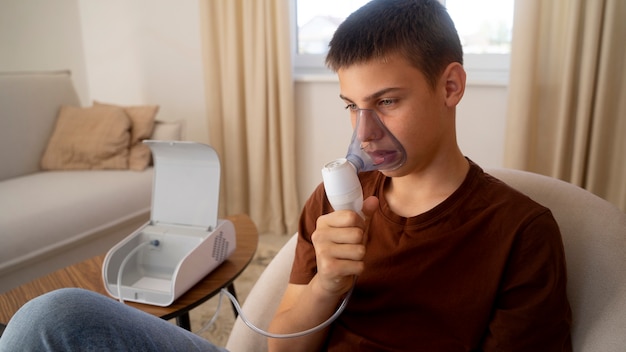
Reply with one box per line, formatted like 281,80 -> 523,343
378,167 -> 406,178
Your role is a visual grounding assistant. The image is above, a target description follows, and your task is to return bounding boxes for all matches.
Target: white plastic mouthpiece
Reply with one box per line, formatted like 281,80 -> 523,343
322,158 -> 364,218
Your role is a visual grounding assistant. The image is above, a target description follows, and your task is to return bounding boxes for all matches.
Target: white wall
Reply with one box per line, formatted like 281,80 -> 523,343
77,0 -> 209,143
0,0 -> 209,144
1,1 -> 508,210
76,0 -> 209,143
295,80 -> 353,206
456,84 -> 508,168
0,0 -> 89,104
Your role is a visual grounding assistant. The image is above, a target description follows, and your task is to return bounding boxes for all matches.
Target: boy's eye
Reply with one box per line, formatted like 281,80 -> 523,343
379,99 -> 394,107
344,103 -> 358,111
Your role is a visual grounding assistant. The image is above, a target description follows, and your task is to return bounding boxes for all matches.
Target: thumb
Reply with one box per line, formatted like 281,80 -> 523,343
361,196 -> 379,219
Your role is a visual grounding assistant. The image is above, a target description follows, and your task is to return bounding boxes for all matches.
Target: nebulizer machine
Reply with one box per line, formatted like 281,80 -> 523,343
102,141 -> 236,307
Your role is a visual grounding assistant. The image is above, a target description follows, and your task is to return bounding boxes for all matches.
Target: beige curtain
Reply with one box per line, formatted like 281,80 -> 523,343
198,0 -> 300,234
505,0 -> 626,212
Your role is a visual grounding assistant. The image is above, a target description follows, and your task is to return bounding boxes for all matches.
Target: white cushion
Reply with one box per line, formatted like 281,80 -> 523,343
0,169 -> 153,276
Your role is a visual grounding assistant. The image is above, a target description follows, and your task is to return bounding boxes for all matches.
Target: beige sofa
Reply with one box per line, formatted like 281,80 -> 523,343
0,71 -> 181,293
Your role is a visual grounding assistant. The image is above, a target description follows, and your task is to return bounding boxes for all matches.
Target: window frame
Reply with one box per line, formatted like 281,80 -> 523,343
290,0 -> 511,85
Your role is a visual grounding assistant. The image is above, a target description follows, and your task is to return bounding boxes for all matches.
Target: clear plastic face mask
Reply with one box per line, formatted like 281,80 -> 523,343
345,109 -> 407,172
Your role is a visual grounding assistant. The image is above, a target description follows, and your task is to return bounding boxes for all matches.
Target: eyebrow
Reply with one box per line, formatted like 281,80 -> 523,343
339,87 -> 403,103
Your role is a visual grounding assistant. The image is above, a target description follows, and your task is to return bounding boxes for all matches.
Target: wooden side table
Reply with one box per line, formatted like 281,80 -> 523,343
0,214 -> 258,332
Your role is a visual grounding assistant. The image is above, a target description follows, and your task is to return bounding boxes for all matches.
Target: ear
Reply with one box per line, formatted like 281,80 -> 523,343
442,62 -> 466,107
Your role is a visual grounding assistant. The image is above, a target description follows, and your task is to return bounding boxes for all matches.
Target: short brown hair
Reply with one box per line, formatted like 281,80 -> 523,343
326,0 -> 463,88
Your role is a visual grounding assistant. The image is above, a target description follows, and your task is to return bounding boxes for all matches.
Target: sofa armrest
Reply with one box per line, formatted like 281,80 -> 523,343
0,71 -> 80,181
151,120 -> 184,141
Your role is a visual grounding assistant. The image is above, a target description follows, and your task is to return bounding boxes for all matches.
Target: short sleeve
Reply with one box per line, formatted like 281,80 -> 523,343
482,210 -> 572,351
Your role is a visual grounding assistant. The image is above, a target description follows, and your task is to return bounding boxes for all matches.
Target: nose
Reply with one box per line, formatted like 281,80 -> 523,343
356,110 -> 383,142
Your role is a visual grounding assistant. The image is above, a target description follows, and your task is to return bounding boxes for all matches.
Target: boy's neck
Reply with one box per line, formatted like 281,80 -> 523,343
384,152 -> 470,218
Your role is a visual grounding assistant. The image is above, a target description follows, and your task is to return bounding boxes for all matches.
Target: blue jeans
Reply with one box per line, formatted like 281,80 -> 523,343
0,288 -> 227,352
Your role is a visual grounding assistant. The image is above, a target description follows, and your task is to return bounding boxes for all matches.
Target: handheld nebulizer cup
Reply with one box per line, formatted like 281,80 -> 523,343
322,109 -> 407,215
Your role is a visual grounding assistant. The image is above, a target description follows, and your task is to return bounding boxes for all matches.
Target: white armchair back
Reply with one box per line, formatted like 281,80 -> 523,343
486,168 -> 626,351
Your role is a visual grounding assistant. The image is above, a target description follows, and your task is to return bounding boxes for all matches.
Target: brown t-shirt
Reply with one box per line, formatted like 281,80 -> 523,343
290,162 -> 572,351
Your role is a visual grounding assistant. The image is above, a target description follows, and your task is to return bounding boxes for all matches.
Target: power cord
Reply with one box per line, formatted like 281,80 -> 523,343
195,276 -> 357,339
116,239 -> 353,339
116,239 -> 160,304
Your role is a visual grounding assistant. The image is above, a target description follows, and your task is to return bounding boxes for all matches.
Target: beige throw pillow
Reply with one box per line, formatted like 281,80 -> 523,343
94,101 -> 159,171
41,105 -> 131,170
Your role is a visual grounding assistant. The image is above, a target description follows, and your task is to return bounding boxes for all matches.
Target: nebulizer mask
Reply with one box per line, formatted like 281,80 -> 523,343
322,109 -> 406,216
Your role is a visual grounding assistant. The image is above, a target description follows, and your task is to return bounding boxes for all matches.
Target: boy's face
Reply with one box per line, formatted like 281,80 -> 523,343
337,54 -> 459,177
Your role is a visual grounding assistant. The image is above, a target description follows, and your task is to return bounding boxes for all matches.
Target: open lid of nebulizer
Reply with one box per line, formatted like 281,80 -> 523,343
146,140 -> 220,230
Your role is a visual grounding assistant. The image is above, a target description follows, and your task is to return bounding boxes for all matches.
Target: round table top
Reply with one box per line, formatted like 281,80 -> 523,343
0,213 -> 258,323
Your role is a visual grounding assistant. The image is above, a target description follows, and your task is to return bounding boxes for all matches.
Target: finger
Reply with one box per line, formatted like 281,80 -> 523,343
362,196 -> 379,218
325,243 -> 366,261
316,240 -> 364,264
316,210 -> 365,230
312,226 -> 364,246
317,255 -> 365,280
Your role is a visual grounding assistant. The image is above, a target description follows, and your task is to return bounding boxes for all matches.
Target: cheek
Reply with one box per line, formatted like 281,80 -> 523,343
386,113 -> 432,152
384,113 -> 415,141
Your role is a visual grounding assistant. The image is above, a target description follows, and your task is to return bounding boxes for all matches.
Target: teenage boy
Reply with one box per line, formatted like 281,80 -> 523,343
0,1 -> 571,351
268,0 -> 572,351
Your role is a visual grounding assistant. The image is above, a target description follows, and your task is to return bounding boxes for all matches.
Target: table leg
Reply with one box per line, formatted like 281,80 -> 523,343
175,283 -> 238,331
226,283 -> 239,318
176,313 -> 191,331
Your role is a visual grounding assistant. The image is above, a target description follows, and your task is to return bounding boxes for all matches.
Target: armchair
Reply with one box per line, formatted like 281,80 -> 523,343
225,168 -> 626,352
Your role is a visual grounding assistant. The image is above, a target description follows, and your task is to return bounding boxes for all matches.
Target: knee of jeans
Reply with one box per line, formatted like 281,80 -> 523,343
19,288 -> 95,319
5,288 -> 86,334
3,288 -> 103,348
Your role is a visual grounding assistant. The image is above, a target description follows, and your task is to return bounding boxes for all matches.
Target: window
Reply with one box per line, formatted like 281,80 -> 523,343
292,0 -> 514,84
